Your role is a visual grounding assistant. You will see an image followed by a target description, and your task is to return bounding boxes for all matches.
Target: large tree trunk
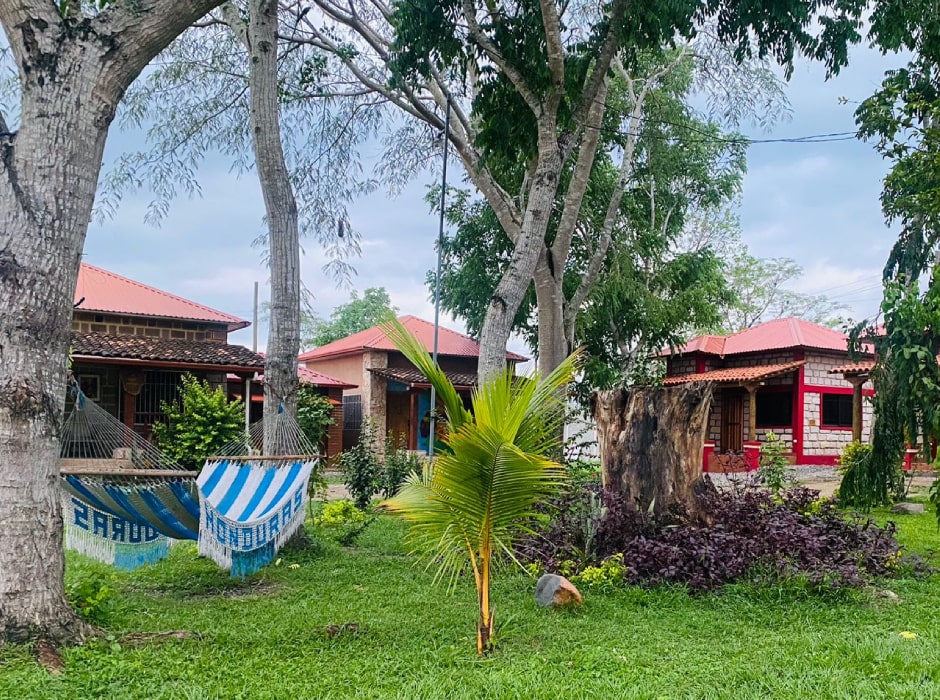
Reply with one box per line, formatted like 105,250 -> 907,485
476,126 -> 560,383
592,383 -> 713,518
245,0 -> 301,452
533,250 -> 568,379
0,0 -> 228,644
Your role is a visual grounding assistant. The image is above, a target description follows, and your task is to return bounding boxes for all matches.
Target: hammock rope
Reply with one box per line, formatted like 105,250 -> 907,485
61,385 -> 322,577
60,381 -> 196,568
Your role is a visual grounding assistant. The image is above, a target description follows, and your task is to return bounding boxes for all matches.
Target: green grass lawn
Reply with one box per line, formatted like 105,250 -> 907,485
3,508 -> 940,699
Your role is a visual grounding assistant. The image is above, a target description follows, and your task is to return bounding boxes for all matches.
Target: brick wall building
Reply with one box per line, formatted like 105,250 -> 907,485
663,318 -> 874,466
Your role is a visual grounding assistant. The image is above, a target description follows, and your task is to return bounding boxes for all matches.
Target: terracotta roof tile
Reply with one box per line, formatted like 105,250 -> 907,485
71,331 -> 264,370
368,366 -> 478,389
828,360 -> 876,375
298,315 -> 528,362
74,263 -> 248,331
670,318 -> 865,357
662,360 -> 806,386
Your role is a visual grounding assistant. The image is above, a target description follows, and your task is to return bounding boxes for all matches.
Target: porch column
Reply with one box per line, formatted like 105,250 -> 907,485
849,375 -> 867,442
744,382 -> 758,441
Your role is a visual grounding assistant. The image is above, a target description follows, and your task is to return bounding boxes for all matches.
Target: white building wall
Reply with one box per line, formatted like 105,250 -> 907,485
800,352 -> 873,458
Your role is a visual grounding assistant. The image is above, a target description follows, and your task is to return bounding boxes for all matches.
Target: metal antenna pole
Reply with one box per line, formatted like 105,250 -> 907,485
428,99 -> 450,459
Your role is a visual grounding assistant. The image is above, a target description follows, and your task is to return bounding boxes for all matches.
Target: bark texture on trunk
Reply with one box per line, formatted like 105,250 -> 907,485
246,0 -> 301,453
0,0 -> 227,643
533,250 -> 568,380
477,129 -> 560,383
592,383 -> 713,518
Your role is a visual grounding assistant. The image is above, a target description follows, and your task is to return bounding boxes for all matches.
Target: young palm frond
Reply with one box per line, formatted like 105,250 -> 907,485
382,317 -> 577,654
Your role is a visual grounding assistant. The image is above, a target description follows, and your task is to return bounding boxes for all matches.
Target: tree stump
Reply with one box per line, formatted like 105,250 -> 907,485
591,383 -> 713,518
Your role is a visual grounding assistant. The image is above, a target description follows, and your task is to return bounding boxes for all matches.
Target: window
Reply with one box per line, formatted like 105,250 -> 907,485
822,393 -> 853,428
343,395 -> 362,431
133,370 -> 184,426
756,391 -> 792,427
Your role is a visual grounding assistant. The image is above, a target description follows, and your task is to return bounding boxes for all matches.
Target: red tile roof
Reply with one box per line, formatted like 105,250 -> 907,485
298,315 -> 528,362
828,360 -> 876,375
662,360 -> 806,386
672,318 -> 862,358
297,365 -> 357,388
74,263 -> 248,331
71,331 -> 264,370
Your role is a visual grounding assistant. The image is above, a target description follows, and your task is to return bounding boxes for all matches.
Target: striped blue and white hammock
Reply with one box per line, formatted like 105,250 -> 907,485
197,457 -> 315,577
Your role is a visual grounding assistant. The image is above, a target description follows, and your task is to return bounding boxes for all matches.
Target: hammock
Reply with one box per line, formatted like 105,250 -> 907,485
61,384 -> 321,577
196,409 -> 320,577
60,386 -> 198,569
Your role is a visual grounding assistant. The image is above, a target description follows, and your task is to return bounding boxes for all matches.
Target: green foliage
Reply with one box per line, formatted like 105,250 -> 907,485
382,433 -> 421,498
571,554 -> 627,592
758,431 -> 793,494
296,385 -> 334,450
383,317 -> 575,653
2,508 -> 940,697
838,441 -> 874,477
314,499 -> 368,528
65,572 -> 114,624
152,374 -> 245,470
717,254 -> 848,333
339,418 -> 382,510
306,287 -> 397,348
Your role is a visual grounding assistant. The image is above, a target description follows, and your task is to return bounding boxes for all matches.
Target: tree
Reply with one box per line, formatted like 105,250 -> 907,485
717,253 -> 848,332
430,58 -> 747,393
238,0 -> 302,449
840,0 -> 940,509
306,287 -> 397,347
382,317 -> 576,655
292,0 -> 864,382
0,0 -> 228,644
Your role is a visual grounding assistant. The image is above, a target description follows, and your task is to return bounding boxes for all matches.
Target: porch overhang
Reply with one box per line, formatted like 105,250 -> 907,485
662,360 -> 806,388
368,366 -> 477,390
827,360 -> 875,378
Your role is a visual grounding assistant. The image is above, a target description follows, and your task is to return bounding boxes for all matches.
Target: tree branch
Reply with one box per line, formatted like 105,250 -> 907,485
97,0 -> 229,96
539,0 -> 565,97
460,0 -> 542,116
220,3 -> 249,49
570,0 -> 628,136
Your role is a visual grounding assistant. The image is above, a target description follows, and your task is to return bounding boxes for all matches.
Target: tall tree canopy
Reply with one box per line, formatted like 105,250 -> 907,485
293,0 -> 865,381
306,286 -> 398,348
842,0 -> 940,508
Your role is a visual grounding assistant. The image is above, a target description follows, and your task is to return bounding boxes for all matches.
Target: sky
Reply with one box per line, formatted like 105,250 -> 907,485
82,41 -> 903,357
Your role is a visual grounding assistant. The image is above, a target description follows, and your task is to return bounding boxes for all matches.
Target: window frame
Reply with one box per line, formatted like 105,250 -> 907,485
820,392 -> 854,430
754,389 -> 794,429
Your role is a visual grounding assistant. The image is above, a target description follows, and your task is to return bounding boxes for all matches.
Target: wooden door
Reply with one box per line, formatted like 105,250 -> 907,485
386,392 -> 411,444
720,390 -> 744,453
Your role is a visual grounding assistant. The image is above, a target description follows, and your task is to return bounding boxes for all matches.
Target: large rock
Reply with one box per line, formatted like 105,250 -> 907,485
891,502 -> 925,515
535,574 -> 583,607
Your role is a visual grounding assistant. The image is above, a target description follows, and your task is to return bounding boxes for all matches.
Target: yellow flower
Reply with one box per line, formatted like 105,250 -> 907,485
275,558 -> 282,567
899,631 -> 918,640
288,563 -> 300,570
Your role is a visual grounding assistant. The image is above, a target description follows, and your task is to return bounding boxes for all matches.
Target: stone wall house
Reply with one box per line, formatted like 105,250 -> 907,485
662,317 -> 874,466
70,263 -> 351,458
298,315 -> 527,453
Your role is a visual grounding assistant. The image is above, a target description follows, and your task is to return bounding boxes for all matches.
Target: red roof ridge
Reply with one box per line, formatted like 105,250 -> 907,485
77,262 -> 247,328
298,313 -> 528,362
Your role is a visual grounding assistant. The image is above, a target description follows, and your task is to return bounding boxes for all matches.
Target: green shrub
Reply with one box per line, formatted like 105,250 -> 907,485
838,440 -> 872,477
340,418 -> 381,509
566,459 -> 601,487
314,499 -> 368,527
572,554 -> 626,591
382,433 -> 421,498
153,374 -> 245,470
297,386 -> 334,451
758,431 -> 792,494
66,572 -> 114,624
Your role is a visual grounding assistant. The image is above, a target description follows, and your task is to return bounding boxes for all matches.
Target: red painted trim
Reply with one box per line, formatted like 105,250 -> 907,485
794,364 -> 805,463
803,383 -> 875,397
797,455 -> 840,466
793,349 -> 806,361
818,392 -> 859,431
695,356 -> 706,374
